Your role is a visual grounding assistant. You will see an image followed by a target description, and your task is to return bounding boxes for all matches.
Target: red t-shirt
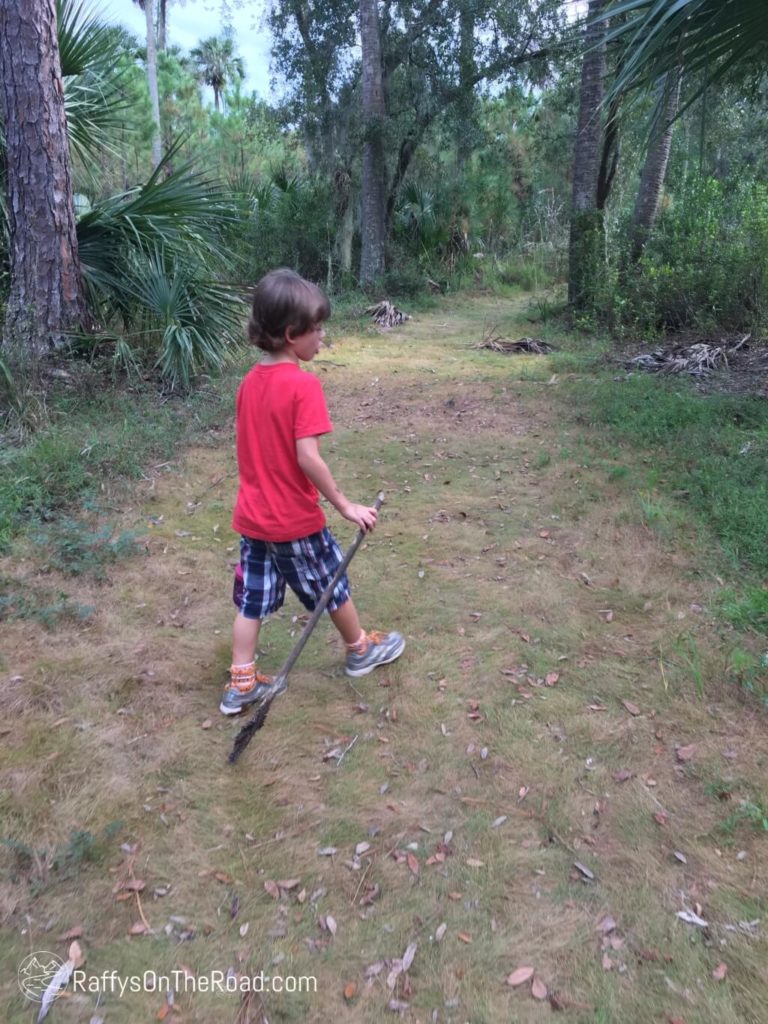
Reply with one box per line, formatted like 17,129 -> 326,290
232,362 -> 332,541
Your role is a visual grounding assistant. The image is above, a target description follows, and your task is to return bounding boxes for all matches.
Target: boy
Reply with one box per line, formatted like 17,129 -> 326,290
221,268 -> 405,715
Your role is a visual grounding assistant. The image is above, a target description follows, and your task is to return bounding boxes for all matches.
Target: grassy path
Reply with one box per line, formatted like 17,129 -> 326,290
1,295 -> 767,1023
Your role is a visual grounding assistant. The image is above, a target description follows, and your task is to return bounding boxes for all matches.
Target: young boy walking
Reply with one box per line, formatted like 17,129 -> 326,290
221,268 -> 405,715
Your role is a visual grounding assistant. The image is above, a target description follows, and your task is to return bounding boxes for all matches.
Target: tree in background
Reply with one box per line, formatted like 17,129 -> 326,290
568,0 -> 607,310
359,0 -> 387,286
190,34 -> 244,112
0,0 -> 85,353
134,0 -> 162,166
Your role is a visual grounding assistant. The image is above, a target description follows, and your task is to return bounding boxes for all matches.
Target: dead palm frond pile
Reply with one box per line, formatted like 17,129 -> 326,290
475,325 -> 555,354
629,335 -> 750,376
365,301 -> 411,328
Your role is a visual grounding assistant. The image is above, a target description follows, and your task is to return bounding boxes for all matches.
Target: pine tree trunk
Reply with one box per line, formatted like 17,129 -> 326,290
630,69 -> 682,261
157,0 -> 167,50
568,0 -> 607,310
144,0 -> 162,167
359,0 -> 386,287
0,0 -> 85,354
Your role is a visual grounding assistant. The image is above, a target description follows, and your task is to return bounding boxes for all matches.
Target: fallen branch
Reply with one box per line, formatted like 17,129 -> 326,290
365,301 -> 411,328
629,335 -> 751,376
475,325 -> 555,355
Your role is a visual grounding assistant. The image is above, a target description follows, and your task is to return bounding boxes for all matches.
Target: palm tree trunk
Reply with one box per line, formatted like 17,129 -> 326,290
630,69 -> 682,261
0,0 -> 85,353
568,0 -> 607,309
144,0 -> 162,167
359,0 -> 386,287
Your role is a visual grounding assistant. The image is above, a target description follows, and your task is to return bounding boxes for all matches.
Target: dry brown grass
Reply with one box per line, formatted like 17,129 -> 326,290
1,295 -> 767,1023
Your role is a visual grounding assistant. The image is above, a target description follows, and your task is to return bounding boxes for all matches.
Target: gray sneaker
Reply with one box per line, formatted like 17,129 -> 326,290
220,670 -> 277,716
345,631 -> 405,678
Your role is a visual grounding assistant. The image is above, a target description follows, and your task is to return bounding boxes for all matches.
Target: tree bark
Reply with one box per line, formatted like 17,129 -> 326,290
457,1 -> 476,169
359,0 -> 386,287
568,0 -> 607,309
157,0 -> 167,50
0,0 -> 85,353
630,69 -> 682,261
144,0 -> 162,166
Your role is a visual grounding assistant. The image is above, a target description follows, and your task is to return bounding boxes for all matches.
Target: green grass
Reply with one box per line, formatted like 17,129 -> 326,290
567,373 -> 768,574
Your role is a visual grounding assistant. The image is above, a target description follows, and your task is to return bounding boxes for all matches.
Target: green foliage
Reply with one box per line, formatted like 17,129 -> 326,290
615,177 -> 768,333
1,822 -> 123,887
77,153 -> 245,387
0,576 -> 93,629
574,374 -> 768,572
33,517 -> 144,578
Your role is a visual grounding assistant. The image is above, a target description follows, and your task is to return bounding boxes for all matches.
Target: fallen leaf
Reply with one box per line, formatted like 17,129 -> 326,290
157,1003 -> 171,1021
613,769 -> 632,783
325,914 -> 337,936
531,976 -> 548,1000
457,932 -> 472,944
621,700 -> 641,716
61,926 -> 83,940
201,719 -> 212,730
598,609 -> 614,622
343,981 -> 357,1000
402,942 -> 417,971
677,909 -> 708,927
277,878 -> 300,891
465,858 -> 485,868
355,841 -> 371,856
128,922 -> 149,935
712,962 -> 728,981
492,815 -> 507,828
506,966 -> 535,987
406,852 -> 419,876
573,861 -> 595,881
214,871 -> 233,884
239,922 -> 249,937
598,916 -> 617,934
317,846 -> 338,856
545,672 -> 560,686
675,744 -> 696,763
653,812 -> 669,827
68,941 -> 85,968
448,891 -> 462,901
123,878 -> 146,892
264,880 -> 280,900
435,923 -> 447,942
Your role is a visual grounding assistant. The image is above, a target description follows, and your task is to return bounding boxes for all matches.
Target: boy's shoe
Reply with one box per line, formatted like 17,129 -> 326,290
220,666 -> 276,716
345,630 -> 405,678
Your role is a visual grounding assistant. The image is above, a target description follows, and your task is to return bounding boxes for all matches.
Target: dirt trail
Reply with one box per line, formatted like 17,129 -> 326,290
1,297 -> 766,1023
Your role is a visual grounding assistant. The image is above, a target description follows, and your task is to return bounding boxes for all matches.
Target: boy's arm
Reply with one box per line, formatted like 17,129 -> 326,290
296,436 -> 378,532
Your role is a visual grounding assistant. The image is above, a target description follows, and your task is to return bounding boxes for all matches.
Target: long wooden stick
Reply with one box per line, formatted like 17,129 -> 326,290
228,493 -> 384,764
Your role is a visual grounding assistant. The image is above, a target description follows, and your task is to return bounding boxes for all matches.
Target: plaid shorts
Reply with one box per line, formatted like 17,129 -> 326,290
236,528 -> 351,619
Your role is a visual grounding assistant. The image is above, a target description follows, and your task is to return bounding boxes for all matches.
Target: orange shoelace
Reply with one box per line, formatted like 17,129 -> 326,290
228,665 -> 273,694
348,630 -> 386,653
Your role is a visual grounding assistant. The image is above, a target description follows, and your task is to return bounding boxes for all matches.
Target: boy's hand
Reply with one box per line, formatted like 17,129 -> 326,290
341,502 -> 378,532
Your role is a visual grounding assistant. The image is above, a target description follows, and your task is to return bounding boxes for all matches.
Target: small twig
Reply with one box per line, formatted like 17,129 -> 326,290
351,857 -> 374,906
336,734 -> 358,767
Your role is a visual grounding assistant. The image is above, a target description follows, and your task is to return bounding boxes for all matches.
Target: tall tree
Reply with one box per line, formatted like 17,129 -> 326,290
141,0 -> 163,166
359,0 -> 387,286
630,68 -> 681,261
0,0 -> 85,353
190,35 -> 244,112
568,0 -> 607,309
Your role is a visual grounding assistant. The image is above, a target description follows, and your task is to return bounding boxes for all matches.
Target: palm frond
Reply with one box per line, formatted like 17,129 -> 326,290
603,0 -> 768,100
57,0 -> 129,161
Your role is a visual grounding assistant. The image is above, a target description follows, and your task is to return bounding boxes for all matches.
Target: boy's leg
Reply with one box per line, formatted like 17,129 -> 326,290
220,537 -> 285,716
277,529 -> 405,678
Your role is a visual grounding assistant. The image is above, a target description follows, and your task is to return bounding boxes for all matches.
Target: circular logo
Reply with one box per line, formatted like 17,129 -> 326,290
17,951 -> 65,1003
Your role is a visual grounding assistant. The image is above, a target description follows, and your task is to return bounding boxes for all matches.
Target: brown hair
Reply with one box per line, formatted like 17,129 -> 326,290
247,268 -> 331,352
